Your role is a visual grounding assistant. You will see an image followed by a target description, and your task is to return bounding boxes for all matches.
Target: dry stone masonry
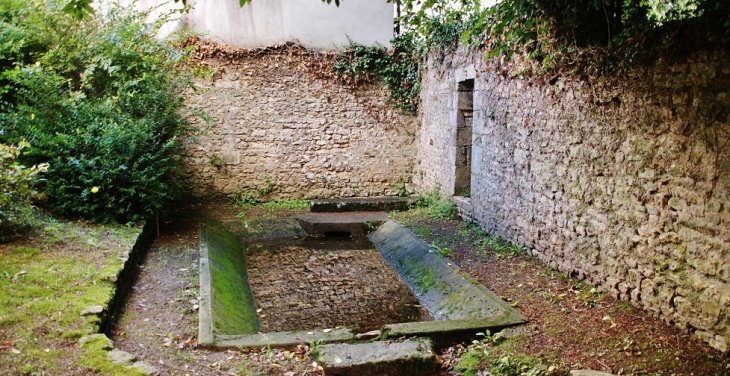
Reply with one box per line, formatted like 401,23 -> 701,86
184,51 -> 417,200
416,49 -> 730,351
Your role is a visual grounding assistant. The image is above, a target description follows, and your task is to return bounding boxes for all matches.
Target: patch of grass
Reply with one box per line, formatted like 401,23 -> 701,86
409,186 -> 458,220
454,333 -> 565,376
260,200 -> 310,210
0,220 -> 141,375
414,224 -> 431,237
430,199 -> 458,219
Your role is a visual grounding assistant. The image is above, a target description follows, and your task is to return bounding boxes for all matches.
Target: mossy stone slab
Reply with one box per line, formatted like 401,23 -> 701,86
368,220 -> 526,325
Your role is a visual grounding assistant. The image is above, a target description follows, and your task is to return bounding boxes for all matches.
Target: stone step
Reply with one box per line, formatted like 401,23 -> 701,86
318,338 -> 437,376
310,197 -> 418,213
295,211 -> 389,236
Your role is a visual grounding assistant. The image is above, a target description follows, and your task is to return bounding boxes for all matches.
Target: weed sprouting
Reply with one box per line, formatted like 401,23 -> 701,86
257,177 -> 274,196
429,241 -> 454,258
307,339 -> 323,361
233,190 -> 257,207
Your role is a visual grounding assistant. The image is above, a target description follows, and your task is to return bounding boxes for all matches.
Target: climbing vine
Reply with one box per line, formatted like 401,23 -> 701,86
332,34 -> 420,114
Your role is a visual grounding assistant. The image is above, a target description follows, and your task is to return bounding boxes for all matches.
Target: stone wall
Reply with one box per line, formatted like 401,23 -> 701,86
184,52 -> 417,200
416,49 -> 730,351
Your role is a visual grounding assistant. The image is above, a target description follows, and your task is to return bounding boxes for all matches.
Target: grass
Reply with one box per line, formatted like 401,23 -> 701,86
260,200 -> 310,210
453,333 -> 565,376
393,204 -> 526,259
0,219 -> 144,375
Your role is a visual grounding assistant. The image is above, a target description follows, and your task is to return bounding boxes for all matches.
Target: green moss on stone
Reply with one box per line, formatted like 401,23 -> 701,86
205,220 -> 260,335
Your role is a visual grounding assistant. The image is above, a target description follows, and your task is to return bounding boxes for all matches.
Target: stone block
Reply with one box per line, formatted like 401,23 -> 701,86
319,339 -> 436,376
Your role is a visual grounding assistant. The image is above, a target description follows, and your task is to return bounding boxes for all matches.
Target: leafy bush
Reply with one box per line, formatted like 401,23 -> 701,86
0,0 -> 192,223
0,142 -> 48,233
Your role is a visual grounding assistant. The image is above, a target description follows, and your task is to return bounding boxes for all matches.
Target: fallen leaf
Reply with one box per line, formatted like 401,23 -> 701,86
0,341 -> 15,351
181,337 -> 197,349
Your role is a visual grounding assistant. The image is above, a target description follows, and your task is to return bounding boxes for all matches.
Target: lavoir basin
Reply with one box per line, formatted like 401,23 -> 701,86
198,209 -> 526,349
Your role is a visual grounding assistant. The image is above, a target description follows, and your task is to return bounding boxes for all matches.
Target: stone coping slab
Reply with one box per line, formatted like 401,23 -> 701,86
215,328 -> 355,349
199,219 -> 260,347
295,211 -> 389,236
368,220 -> 526,325
385,318 -> 522,337
319,338 -> 437,376
222,217 -> 307,241
310,197 -> 418,213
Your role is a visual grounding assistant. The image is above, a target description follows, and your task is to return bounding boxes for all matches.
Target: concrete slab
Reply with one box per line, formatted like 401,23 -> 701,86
319,338 -> 437,376
215,328 -> 355,349
310,197 -> 418,213
368,221 -> 526,325
295,211 -> 389,236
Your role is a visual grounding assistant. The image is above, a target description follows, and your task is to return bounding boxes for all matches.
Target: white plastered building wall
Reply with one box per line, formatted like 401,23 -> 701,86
113,0 -> 394,50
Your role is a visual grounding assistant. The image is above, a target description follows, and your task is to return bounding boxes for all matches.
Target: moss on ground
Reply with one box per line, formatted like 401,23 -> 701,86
0,220 -> 142,375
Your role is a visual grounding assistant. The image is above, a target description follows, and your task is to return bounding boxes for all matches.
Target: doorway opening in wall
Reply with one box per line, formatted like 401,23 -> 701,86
454,79 -> 474,197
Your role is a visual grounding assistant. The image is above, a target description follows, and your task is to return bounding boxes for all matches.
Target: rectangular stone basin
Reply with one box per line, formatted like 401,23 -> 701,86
199,216 -> 525,348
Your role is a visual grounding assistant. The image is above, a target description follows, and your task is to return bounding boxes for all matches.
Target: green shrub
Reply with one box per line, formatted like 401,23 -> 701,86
233,190 -> 257,207
0,0 -> 192,223
0,142 -> 48,233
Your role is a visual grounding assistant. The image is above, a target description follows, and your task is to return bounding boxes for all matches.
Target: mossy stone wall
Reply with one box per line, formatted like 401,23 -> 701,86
417,48 -> 730,352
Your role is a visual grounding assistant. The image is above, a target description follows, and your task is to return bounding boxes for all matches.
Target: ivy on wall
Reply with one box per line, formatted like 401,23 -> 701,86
332,34 -> 420,114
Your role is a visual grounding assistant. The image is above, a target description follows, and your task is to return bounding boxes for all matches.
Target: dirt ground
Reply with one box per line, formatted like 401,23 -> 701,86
110,200 -> 729,376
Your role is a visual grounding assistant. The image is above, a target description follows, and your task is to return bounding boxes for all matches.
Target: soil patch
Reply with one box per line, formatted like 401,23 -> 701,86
391,210 -> 729,375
